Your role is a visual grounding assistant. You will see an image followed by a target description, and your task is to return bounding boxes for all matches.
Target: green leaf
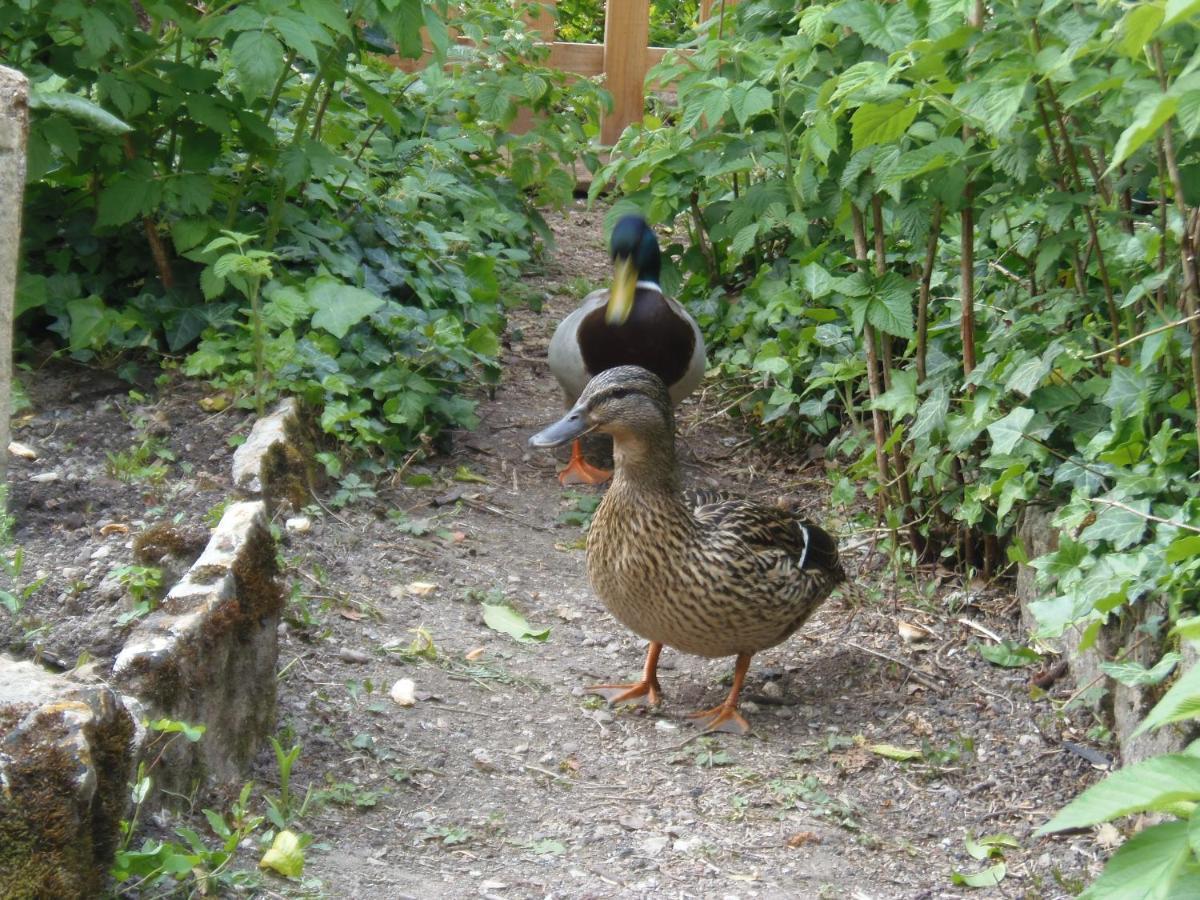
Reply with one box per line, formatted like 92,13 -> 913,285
1135,662 -> 1200,736
1110,92 -> 1179,172
851,100 -> 919,152
798,263 -> 834,299
231,31 -> 286,102
868,743 -> 922,760
260,829 -> 306,878
1078,821 -> 1197,900
97,171 -> 153,227
965,833 -> 1020,860
977,640 -> 1041,668
1117,4 -> 1164,58
1172,615 -> 1200,642
1038,755 -> 1200,833
872,369 -> 918,418
951,862 -> 1006,887
829,0 -> 917,52
867,273 -> 914,338
987,407 -> 1035,455
481,603 -> 550,643
730,85 -> 773,127
1102,653 -> 1181,688
1082,500 -> 1149,550
1166,535 -> 1200,563
308,282 -> 384,339
1165,0 -> 1200,28
29,89 -> 131,135
955,79 -> 1028,136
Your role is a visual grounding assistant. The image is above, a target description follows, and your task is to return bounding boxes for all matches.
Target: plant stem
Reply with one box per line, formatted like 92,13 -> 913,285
916,201 -> 942,384
121,136 -> 175,289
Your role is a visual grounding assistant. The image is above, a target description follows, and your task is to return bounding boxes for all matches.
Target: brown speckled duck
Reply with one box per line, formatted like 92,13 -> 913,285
546,215 -> 705,485
530,366 -> 844,734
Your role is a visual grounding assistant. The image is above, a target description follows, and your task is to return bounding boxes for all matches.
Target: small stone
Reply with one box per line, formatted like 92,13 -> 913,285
8,441 -> 38,460
90,545 -> 111,561
338,647 -> 371,664
673,835 -> 703,853
760,680 -> 784,700
61,566 -> 84,581
654,720 -> 678,732
740,700 -> 760,715
640,835 -> 669,856
285,516 -> 312,533
30,471 -> 59,483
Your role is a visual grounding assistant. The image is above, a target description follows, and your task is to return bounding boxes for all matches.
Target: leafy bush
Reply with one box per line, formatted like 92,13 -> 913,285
596,0 -> 1200,890
7,0 -> 606,456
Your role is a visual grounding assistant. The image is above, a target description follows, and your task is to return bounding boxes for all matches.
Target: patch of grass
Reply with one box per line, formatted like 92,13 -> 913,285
107,437 -> 175,484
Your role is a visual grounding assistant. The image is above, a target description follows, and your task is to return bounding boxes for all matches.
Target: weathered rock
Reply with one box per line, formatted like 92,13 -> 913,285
113,501 -> 282,799
0,657 -> 136,899
230,398 -> 311,509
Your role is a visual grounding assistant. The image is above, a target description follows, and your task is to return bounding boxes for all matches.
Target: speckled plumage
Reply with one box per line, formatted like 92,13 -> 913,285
529,365 -> 845,732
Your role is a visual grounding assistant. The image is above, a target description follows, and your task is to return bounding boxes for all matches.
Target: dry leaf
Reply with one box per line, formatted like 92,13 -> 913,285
464,646 -> 486,661
390,678 -> 416,707
786,831 -> 821,849
198,394 -> 230,412
406,581 -> 437,597
7,441 -> 37,460
904,711 -> 934,737
555,606 -> 583,622
337,608 -> 365,621
450,530 -> 468,543
1094,822 -> 1122,850
99,523 -> 130,536
897,620 -> 934,644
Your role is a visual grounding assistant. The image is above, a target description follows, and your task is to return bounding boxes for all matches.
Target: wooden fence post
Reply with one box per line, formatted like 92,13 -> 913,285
0,67 -> 28,505
601,0 -> 650,144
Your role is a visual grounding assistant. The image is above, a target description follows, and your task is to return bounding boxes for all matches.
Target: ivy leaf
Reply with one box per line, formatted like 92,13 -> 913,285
1109,92 -> 1179,172
851,100 -> 919,152
308,282 -> 384,339
977,640 -> 1041,668
1101,653 -> 1181,687
1082,500 -> 1149,549
1165,535 -> 1200,563
987,407 -> 1035,455
911,384 -> 949,440
231,30 -> 286,102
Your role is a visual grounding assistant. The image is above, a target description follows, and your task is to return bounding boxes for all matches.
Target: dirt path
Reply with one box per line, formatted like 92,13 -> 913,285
2,204 -> 1105,898
269,205 -> 1101,898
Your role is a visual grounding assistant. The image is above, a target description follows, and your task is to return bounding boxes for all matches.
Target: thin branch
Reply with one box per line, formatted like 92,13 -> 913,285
1083,313 -> 1200,359
916,202 -> 942,384
846,641 -> 948,694
1088,497 -> 1200,535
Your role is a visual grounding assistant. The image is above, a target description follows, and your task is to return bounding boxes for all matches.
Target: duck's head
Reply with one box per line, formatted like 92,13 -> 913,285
607,215 -> 662,326
529,366 -> 673,449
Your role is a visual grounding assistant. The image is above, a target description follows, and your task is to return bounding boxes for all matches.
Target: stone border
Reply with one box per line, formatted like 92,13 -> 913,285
1,396 -> 310,892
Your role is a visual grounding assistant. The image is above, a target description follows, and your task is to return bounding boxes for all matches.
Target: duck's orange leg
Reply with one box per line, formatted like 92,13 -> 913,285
558,439 -> 611,486
687,652 -> 753,735
588,641 -> 663,707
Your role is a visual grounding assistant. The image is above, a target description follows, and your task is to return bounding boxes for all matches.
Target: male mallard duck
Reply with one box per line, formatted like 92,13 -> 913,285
530,366 -> 844,734
546,215 -> 706,485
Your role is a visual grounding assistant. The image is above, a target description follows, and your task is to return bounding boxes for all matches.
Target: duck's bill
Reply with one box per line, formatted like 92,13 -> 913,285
529,406 -> 592,448
605,257 -> 636,325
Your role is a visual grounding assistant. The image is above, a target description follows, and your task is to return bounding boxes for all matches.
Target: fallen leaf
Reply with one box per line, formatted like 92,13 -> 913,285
406,581 -> 437,597
951,862 -> 1006,887
464,646 -> 486,661
7,441 -> 37,460
450,530 -> 468,543
453,465 -> 488,484
897,620 -> 934,644
198,394 -> 230,412
260,829 -> 306,877
99,523 -> 130,536
555,606 -> 583,622
481,603 -> 550,643
786,831 -> 821,849
390,678 -> 416,707
337,608 -> 365,621
868,743 -> 923,761
1094,822 -> 1122,850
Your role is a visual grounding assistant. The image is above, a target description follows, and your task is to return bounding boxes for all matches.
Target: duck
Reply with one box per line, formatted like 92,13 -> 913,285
529,365 -> 845,734
546,215 -> 706,485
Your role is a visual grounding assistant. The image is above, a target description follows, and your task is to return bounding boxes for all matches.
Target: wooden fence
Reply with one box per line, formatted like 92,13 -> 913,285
397,0 -> 729,144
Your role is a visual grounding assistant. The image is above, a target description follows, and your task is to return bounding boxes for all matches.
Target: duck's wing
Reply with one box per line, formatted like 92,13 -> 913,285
693,497 -> 843,577
664,296 -> 707,404
548,289 -> 609,405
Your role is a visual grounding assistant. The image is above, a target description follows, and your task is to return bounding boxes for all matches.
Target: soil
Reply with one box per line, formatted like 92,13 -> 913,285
3,204 -> 1112,898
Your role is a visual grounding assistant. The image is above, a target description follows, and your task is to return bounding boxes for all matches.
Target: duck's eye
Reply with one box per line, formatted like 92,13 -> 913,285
609,388 -> 631,400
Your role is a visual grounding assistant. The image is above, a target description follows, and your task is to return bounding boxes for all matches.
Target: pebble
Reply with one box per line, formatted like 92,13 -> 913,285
640,835 -> 668,857
29,471 -> 59,483
761,680 -> 784,700
90,545 -> 111,560
338,647 -> 371,664
285,516 -> 312,533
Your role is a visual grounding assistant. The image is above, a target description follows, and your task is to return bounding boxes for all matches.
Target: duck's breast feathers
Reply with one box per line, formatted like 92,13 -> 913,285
576,286 -> 705,398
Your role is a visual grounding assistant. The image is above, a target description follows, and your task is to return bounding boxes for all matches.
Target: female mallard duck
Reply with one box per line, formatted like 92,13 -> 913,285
530,366 -> 844,734
546,215 -> 706,485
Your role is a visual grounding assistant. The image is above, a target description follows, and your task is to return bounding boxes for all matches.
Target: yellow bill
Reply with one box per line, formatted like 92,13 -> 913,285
606,256 -> 637,325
